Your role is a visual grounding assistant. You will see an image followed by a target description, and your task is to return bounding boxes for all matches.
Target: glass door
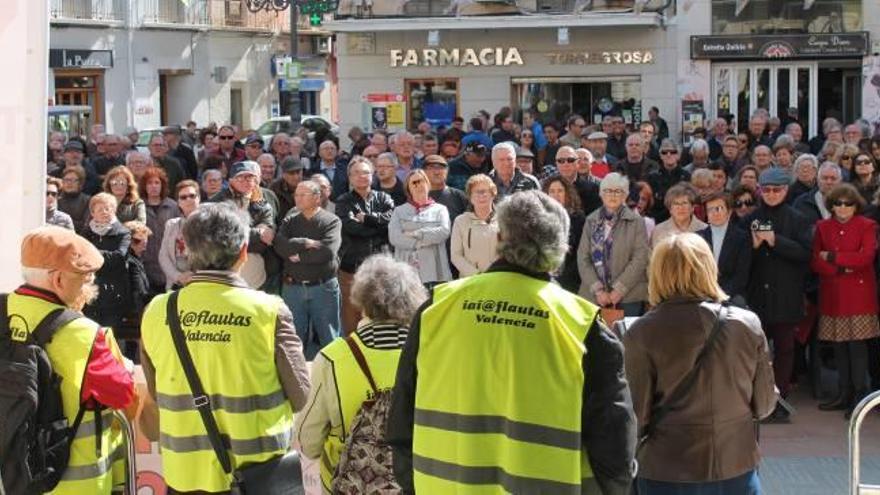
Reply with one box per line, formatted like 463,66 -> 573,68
712,63 -> 817,138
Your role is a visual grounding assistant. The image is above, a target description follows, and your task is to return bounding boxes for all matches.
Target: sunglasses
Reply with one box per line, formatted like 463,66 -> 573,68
856,159 -> 873,165
556,157 -> 578,164
178,193 -> 198,200
660,150 -> 678,155
833,200 -> 856,207
734,200 -> 754,208
219,135 -> 235,140
762,185 -> 787,194
841,155 -> 853,160
46,190 -> 58,197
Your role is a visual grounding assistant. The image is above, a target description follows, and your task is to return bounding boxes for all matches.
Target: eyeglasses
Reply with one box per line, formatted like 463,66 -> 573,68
671,201 -> 692,208
734,200 -> 755,208
62,177 -> 80,184
109,180 -> 127,187
762,185 -> 787,194
660,150 -> 678,155
556,157 -> 578,164
219,135 -> 235,140
46,190 -> 58,197
178,193 -> 198,200
707,205 -> 727,213
602,189 -> 626,196
471,189 -> 493,197
833,200 -> 856,207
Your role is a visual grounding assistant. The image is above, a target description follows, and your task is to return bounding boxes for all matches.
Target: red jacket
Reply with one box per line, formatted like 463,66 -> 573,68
811,215 -> 878,316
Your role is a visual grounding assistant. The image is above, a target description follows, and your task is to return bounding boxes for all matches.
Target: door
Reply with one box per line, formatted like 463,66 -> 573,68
713,63 -> 818,138
842,70 -> 861,126
230,88 -> 243,127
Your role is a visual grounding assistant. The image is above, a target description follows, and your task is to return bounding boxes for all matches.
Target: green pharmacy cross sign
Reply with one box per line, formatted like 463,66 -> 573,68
296,0 -> 338,25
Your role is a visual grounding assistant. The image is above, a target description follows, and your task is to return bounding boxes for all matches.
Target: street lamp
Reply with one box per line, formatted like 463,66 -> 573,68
245,0 -> 301,131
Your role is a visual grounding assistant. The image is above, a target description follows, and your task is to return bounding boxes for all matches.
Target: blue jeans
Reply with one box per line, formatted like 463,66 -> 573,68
281,278 -> 341,360
637,470 -> 761,495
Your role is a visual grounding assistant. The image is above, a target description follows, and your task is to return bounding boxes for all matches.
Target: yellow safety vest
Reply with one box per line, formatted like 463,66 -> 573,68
141,281 -> 295,493
413,271 -> 598,494
7,291 -> 125,495
316,333 -> 402,492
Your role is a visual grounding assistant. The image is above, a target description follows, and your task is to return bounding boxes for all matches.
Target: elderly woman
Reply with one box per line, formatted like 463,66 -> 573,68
82,192 -> 132,330
126,150 -> 152,183
543,176 -> 584,293
295,255 -> 428,493
734,165 -> 759,192
850,152 -> 879,203
104,165 -> 146,223
450,174 -> 499,277
772,135 -> 797,173
833,143 -> 860,179
200,167 -> 225,200
58,165 -> 92,234
651,184 -> 708,248
389,169 -> 452,285
578,172 -> 650,316
624,233 -> 776,494
140,166 -> 181,294
159,180 -> 201,290
811,183 -> 879,417
788,153 -> 818,204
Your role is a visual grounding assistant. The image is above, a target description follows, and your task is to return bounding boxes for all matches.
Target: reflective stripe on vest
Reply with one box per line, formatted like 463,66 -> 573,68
413,271 -> 597,492
141,282 -> 294,493
8,292 -> 125,494
61,444 -> 125,481
316,333 -> 403,491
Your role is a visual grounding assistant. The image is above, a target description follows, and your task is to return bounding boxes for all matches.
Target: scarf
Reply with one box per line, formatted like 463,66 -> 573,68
408,197 -> 435,213
590,207 -> 621,289
89,219 -> 115,236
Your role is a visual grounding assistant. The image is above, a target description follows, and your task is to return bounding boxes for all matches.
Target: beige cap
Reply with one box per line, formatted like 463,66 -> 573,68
21,226 -> 104,274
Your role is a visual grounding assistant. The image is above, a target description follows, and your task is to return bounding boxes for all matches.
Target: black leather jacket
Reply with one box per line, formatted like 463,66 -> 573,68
335,189 -> 395,272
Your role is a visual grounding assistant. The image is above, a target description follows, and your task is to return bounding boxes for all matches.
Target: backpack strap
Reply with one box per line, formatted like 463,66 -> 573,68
0,294 -> 8,334
31,308 -> 81,347
345,336 -> 378,396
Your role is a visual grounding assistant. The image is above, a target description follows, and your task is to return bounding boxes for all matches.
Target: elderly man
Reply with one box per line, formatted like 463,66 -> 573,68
618,133 -> 658,182
560,114 -> 587,148
714,135 -> 746,177
274,180 -> 342,359
147,134 -> 185,190
310,173 -> 335,214
793,161 -> 843,226
140,203 -> 310,493
784,122 -> 811,153
388,190 -> 636,495
8,226 -> 134,493
306,140 -> 348,200
747,114 -> 771,150
447,141 -> 491,191
844,123 -> 864,145
271,156 -> 306,219
163,125 -> 198,180
245,135 -> 265,162
708,117 -> 729,160
370,130 -> 389,153
257,152 -> 278,188
809,117 -> 843,155
92,133 -> 126,178
744,168 -> 812,423
212,125 -> 246,172
489,142 -> 539,199
648,140 -> 692,222
391,131 -> 420,180
684,138 -> 711,172
584,131 -> 616,179
200,168 -> 224,200
374,152 -> 406,205
752,145 -> 774,174
271,132 -> 293,164
551,145 -> 601,214
54,140 -> 101,194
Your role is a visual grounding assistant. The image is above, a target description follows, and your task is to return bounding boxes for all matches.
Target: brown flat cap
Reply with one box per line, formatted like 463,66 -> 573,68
21,226 -> 104,274
423,154 -> 448,167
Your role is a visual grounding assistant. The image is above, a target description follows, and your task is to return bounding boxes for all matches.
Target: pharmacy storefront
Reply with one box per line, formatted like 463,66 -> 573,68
327,22 -> 677,134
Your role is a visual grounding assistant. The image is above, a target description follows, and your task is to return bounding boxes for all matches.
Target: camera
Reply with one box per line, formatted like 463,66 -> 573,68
750,219 -> 773,232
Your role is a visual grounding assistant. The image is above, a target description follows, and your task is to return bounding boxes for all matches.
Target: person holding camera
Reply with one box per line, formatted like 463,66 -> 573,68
743,168 -> 812,423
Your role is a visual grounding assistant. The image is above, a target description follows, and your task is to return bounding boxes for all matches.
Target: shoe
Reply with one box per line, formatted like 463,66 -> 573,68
819,394 -> 851,411
761,403 -> 792,424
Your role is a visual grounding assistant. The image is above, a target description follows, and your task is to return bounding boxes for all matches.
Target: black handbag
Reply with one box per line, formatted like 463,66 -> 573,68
166,291 -> 304,495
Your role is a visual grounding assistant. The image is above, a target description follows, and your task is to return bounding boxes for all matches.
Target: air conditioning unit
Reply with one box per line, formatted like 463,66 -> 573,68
317,37 -> 332,55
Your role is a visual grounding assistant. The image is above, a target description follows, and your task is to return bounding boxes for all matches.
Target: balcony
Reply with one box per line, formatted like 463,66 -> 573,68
139,0 -> 210,27
210,1 -> 329,34
338,0 -> 671,18
50,0 -> 126,25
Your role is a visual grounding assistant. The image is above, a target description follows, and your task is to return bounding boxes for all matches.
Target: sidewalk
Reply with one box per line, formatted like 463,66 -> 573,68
760,387 -> 880,494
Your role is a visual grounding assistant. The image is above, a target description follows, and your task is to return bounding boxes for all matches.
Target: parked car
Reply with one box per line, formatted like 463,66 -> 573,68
255,115 -> 339,144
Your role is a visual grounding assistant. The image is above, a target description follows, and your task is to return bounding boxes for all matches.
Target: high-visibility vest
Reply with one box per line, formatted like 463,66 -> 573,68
414,271 -> 598,494
141,281 -> 295,493
8,291 -> 125,495
315,333 -> 402,492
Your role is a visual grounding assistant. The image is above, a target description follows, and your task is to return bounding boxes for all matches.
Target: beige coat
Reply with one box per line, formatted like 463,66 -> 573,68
577,205 -> 650,304
450,211 -> 499,277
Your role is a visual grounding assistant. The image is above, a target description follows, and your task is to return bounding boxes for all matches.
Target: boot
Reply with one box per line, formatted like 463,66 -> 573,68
845,389 -> 869,419
819,389 -> 852,411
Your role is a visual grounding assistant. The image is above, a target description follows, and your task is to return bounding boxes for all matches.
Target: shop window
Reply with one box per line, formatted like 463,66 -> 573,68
711,0 -> 861,35
404,0 -> 451,16
407,79 -> 458,130
511,77 -> 641,129
54,69 -> 103,125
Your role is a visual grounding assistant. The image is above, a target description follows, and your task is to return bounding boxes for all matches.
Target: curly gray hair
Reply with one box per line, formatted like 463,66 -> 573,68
183,202 -> 248,271
351,254 -> 428,325
496,191 -> 569,273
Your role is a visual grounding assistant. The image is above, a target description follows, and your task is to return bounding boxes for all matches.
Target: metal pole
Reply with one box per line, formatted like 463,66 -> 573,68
848,390 -> 880,495
288,4 -> 302,131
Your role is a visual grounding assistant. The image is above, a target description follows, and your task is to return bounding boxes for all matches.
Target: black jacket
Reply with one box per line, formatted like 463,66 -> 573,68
743,204 -> 813,324
792,188 -> 824,227
169,143 -> 198,180
647,166 -> 692,222
306,158 -> 349,200
82,221 -> 131,312
558,211 -> 585,294
698,224 -> 751,302
387,260 -> 636,495
335,189 -> 395,273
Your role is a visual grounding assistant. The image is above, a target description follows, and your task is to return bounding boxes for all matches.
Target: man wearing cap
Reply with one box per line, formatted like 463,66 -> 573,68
743,168 -> 812,423
11,226 -> 135,493
245,135 -> 266,162
54,140 -> 101,195
515,146 -> 538,178
91,134 -> 126,179
163,125 -> 198,180
424,154 -> 469,278
447,141 -> 491,191
460,117 -> 494,151
272,155 -> 307,220
584,131 -> 617,180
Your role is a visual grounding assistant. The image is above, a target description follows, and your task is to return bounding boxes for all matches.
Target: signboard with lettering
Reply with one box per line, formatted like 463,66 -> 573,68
49,49 -> 113,69
546,50 -> 654,65
691,33 -> 869,61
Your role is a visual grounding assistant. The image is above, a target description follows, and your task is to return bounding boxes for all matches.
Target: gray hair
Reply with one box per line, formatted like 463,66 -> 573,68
794,153 -> 819,173
298,180 -> 321,196
625,133 -> 643,146
496,191 -> 569,273
183,203 -> 248,271
492,141 -> 517,159
377,152 -> 396,165
599,172 -> 629,192
785,122 -> 802,134
351,254 -> 428,325
125,151 -> 150,165
21,267 -> 51,285
310,173 -> 331,188
290,136 -> 304,147
257,153 -> 276,166
819,161 -> 843,178
202,168 -> 222,180
689,138 -> 709,154
659,138 -> 679,153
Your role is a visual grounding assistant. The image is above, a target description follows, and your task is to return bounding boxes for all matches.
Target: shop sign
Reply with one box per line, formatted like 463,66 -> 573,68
691,33 -> 869,60
49,49 -> 113,69
546,50 -> 654,65
390,48 -> 523,67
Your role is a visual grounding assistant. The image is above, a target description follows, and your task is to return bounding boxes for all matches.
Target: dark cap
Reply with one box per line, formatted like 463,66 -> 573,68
464,141 -> 487,154
63,140 -> 84,153
281,156 -> 305,173
759,167 -> 791,186
245,135 -> 265,146
515,146 -> 534,160
229,161 -> 260,178
423,154 -> 448,167
162,125 -> 182,135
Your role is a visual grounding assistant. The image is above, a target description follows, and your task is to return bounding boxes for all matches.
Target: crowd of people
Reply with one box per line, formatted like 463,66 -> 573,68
31,104 -> 880,492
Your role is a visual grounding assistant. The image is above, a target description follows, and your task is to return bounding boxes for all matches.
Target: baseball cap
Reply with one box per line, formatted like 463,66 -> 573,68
515,146 -> 534,160
229,161 -> 260,179
64,141 -> 84,153
759,168 -> 791,186
162,125 -> 182,135
423,154 -> 448,167
464,141 -> 487,154
587,131 -> 608,140
245,135 -> 265,146
21,226 -> 103,274
281,156 -> 305,173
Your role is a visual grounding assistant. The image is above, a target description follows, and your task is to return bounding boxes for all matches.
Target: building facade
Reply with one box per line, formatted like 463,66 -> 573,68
327,0 -> 880,143
49,0 -> 335,133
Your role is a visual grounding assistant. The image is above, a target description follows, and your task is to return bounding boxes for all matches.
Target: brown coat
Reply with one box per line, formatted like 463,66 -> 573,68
622,299 -> 776,482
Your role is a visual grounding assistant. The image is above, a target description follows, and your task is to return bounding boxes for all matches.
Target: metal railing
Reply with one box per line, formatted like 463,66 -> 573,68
210,2 -> 319,32
50,0 -> 126,22
341,0 -> 672,18
849,391 -> 880,495
139,0 -> 210,25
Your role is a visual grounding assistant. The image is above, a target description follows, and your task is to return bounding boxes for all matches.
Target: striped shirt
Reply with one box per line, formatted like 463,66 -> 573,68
356,321 -> 409,350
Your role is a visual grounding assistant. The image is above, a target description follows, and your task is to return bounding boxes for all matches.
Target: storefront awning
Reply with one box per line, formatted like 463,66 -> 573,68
324,12 -> 664,32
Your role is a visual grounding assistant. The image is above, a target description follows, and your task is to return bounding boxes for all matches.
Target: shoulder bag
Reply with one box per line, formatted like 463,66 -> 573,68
166,291 -> 303,495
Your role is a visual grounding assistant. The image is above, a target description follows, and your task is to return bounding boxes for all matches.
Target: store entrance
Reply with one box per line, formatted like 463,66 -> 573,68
817,65 -> 862,126
511,77 -> 642,129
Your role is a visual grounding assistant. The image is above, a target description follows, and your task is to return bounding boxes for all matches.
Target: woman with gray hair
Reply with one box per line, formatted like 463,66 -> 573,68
650,183 -> 707,249
788,153 -> 818,204
295,254 -> 428,492
578,172 -> 650,316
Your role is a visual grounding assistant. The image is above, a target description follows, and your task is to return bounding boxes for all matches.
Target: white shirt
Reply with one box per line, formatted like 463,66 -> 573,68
709,223 -> 728,264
